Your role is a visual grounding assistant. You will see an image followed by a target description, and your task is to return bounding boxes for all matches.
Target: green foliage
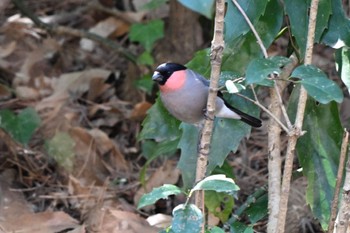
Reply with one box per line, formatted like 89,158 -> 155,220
288,86 -> 343,229
205,191 -> 234,222
291,65 -> 343,104
129,19 -> 164,52
134,74 -> 154,95
172,204 -> 203,233
322,0 -> 350,48
178,0 -> 215,19
336,47 -> 350,94
137,184 -> 183,209
141,0 -> 168,10
46,132 -> 75,171
0,107 -> 41,145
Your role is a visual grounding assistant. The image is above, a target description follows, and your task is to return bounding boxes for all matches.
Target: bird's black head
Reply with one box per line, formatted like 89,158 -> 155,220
152,63 -> 187,85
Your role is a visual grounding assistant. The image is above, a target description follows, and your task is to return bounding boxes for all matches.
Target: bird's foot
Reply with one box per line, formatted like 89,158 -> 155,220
203,109 -> 215,121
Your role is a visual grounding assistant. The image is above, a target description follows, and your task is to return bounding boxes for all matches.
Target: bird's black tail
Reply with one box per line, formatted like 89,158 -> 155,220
231,106 -> 262,127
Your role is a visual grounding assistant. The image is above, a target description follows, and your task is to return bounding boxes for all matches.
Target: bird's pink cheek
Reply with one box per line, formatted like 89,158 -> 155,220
160,70 -> 186,92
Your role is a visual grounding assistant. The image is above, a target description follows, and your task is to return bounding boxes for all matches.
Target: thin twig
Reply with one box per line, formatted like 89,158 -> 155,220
276,0 -> 320,232
11,0 -> 137,63
328,130 -> 349,233
195,0 -> 225,232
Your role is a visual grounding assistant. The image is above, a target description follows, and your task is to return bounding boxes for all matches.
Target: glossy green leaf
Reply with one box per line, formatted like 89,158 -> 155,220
192,174 -> 239,193
172,204 -> 203,233
315,0 -> 332,42
245,58 -> 279,86
230,222 -> 254,233
291,65 -> 343,104
224,0 -> 268,43
177,123 -> 200,189
244,193 -> 268,223
178,0 -> 215,19
138,184 -> 183,209
0,107 -> 41,145
129,19 -> 164,51
288,86 -> 343,229
336,47 -> 350,94
46,132 -> 75,171
139,97 -> 181,142
205,190 -> 234,223
284,0 -> 308,56
322,0 -> 350,48
223,0 -> 283,74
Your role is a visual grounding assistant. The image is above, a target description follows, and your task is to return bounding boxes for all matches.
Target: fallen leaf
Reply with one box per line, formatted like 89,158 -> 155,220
0,41 -> 16,58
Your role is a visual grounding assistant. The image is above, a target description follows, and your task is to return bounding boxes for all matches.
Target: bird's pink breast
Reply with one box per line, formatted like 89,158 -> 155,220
159,70 -> 186,92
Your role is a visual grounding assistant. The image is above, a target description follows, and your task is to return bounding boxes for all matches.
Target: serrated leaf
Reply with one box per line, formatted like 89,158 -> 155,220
46,132 -> 75,171
245,58 -> 280,86
139,97 -> 181,142
129,19 -> 164,51
172,204 -> 203,233
224,0 -> 269,43
138,184 -> 183,209
291,65 -> 343,104
191,174 -> 239,193
178,0 -> 215,19
322,0 -> 350,48
288,86 -> 343,229
0,107 -> 41,144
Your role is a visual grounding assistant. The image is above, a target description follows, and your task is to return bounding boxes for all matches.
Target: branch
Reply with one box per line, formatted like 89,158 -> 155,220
195,0 -> 225,231
11,0 -> 137,63
276,0 -> 320,232
328,130 -> 349,233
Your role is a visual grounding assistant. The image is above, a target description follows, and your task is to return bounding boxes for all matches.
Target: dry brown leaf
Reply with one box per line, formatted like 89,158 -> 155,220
89,128 -> 129,172
87,77 -> 111,101
146,214 -> 172,228
134,160 -> 180,206
0,83 -> 11,100
129,101 -> 152,120
15,85 -> 40,100
0,41 -> 16,58
85,206 -> 158,233
80,17 -> 127,51
69,127 -> 110,186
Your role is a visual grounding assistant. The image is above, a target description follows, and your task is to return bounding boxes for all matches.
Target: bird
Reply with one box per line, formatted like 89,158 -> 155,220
152,63 -> 262,128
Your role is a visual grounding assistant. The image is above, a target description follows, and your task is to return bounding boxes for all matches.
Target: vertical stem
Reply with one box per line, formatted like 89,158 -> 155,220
276,0 -> 320,232
194,0 -> 225,231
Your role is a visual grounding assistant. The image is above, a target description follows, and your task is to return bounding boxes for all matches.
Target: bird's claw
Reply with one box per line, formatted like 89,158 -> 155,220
203,109 -> 215,121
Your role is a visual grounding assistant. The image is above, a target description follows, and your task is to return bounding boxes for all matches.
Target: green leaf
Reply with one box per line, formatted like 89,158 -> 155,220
208,226 -> 225,233
139,97 -> 181,142
178,0 -> 215,19
322,0 -> 350,48
141,0 -> 168,10
129,19 -> 164,51
224,0 -> 269,43
245,58 -> 280,86
186,49 -> 211,77
172,204 -> 203,233
244,193 -> 268,223
191,174 -> 239,194
134,74 -> 154,95
291,65 -> 343,104
336,47 -> 350,94
223,0 -> 283,74
137,51 -> 154,65
138,184 -> 183,209
0,107 -> 41,145
230,222 -> 254,233
177,123 -> 200,189
284,0 -> 308,56
315,0 -> 332,42
205,190 -> 234,223
288,86 -> 343,229
46,132 -> 75,171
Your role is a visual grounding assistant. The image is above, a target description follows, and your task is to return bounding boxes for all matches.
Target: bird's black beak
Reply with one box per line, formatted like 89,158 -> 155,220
152,71 -> 164,84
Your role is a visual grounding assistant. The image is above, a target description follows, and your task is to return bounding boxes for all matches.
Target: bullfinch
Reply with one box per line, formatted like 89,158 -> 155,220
152,63 -> 262,128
